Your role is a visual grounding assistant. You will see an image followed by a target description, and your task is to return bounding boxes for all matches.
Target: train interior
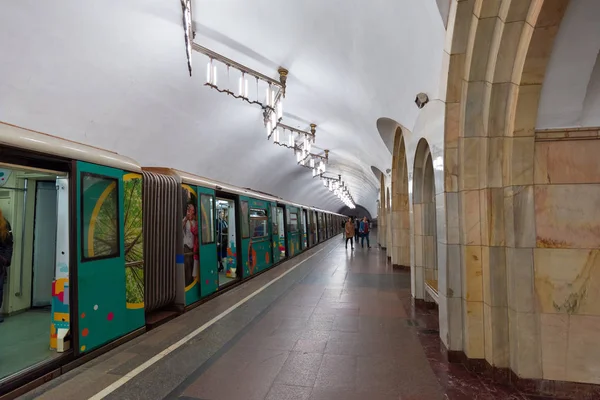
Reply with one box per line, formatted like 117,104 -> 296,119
275,206 -> 286,259
0,163 -> 66,381
216,198 -> 237,287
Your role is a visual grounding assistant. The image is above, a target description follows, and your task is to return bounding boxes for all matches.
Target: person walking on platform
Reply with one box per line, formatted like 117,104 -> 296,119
345,217 -> 355,250
359,216 -> 371,248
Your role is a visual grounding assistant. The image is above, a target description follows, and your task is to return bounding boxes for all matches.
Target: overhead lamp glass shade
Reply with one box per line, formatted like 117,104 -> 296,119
277,100 -> 283,120
206,60 -> 217,85
238,73 -> 249,98
265,86 -> 275,108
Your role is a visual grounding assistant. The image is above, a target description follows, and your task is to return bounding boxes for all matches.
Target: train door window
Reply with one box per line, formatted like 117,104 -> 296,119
289,212 -> 298,232
216,198 -> 237,286
81,174 -> 119,260
240,201 -> 249,239
200,195 -> 214,244
0,164 -> 68,381
276,207 -> 286,258
250,208 -> 268,238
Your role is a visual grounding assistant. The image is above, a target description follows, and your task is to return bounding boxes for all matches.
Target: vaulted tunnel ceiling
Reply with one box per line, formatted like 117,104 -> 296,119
0,0 -> 446,216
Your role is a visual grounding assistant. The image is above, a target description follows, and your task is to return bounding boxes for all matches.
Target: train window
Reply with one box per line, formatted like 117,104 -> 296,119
200,194 -> 215,244
250,208 -> 268,238
289,212 -> 299,232
241,201 -> 249,238
81,173 -> 120,261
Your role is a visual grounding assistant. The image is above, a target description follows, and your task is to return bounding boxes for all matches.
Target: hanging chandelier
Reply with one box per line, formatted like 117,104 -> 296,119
320,174 -> 355,209
192,43 -> 288,122
300,150 -> 328,177
269,122 -> 315,149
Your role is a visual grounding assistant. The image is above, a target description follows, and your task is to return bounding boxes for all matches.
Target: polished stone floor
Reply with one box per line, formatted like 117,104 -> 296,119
18,233 -> 555,400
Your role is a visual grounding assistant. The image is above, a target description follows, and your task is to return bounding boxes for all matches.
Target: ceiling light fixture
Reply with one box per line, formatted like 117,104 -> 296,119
193,43 -> 288,116
319,174 -> 355,209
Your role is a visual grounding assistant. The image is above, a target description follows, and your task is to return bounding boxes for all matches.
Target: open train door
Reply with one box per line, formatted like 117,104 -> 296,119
197,186 -> 218,297
75,162 -> 144,355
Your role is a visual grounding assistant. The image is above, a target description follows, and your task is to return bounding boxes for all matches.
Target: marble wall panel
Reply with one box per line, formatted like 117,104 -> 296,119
446,192 -> 460,244
535,139 -> 600,185
506,247 -> 535,313
461,189 -> 481,245
567,315 -> 600,384
447,243 -> 462,298
459,138 -> 480,190
484,303 -> 509,367
415,265 -> 424,299
487,137 -> 505,187
508,309 -> 542,378
534,248 -> 600,316
535,184 -> 600,249
437,241 -> 448,296
483,246 -> 507,307
513,185 -> 536,248
414,235 -> 423,267
464,245 -> 483,302
462,298 -> 485,358
540,313 -> 568,381
448,295 -> 464,350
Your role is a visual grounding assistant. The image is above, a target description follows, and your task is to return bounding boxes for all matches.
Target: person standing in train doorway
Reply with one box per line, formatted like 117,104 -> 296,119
183,201 -> 199,286
341,218 -> 346,240
345,217 -> 355,250
360,216 -> 371,248
0,209 -> 14,323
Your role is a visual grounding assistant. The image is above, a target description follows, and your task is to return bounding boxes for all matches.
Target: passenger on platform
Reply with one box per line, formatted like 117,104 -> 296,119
341,218 -> 346,240
359,217 -> 371,248
0,210 -> 14,323
345,217 -> 355,250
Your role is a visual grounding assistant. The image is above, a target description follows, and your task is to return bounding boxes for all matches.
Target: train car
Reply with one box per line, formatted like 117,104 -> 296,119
141,168 -> 285,310
0,122 -> 145,393
0,122 -> 345,396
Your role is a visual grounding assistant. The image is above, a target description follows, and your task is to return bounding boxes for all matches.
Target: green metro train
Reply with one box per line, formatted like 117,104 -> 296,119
0,121 -> 344,395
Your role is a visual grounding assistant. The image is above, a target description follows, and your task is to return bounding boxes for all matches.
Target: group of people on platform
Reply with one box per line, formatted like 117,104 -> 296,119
342,216 -> 370,250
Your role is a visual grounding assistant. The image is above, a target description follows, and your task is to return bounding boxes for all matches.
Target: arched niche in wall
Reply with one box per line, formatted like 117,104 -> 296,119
378,173 -> 387,248
412,138 -> 437,301
390,127 -> 410,268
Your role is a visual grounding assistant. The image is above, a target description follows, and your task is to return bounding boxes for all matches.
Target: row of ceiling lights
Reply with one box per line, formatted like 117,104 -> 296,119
181,0 -> 355,209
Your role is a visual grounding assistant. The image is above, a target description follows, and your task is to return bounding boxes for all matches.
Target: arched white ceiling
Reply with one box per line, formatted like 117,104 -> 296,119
0,0 -> 445,216
537,0 -> 600,129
